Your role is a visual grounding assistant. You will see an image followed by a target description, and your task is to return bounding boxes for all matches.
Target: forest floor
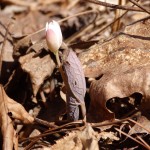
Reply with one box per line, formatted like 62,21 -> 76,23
0,0 -> 150,149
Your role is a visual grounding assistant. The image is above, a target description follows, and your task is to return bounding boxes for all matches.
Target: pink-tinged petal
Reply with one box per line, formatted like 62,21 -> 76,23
46,29 -> 59,53
46,22 -> 49,32
45,20 -> 62,54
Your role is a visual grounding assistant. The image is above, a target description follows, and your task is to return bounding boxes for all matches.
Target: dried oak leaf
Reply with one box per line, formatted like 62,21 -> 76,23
19,52 -> 55,98
13,11 -> 49,57
0,14 -> 19,83
0,85 -> 34,150
78,16 -> 150,122
129,115 -> 150,135
50,124 -> 99,150
79,16 -> 150,78
88,64 -> 150,122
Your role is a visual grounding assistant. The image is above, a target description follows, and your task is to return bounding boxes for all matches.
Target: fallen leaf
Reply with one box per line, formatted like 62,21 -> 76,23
79,16 -> 150,78
0,85 -> 34,150
88,64 -> 150,122
19,52 -> 56,99
50,124 -> 99,150
129,115 -> 150,135
99,131 -> 119,144
79,124 -> 99,150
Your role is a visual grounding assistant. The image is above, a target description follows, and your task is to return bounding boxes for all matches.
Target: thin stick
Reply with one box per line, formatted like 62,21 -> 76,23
128,118 -> 150,133
34,117 -> 57,128
128,0 -> 150,15
88,11 -> 127,40
115,128 -> 150,150
24,127 -> 80,150
87,1 -> 138,40
82,0 -> 145,12
136,135 -> 150,149
65,11 -> 101,43
112,0 -> 122,32
20,120 -> 83,142
25,10 -> 97,38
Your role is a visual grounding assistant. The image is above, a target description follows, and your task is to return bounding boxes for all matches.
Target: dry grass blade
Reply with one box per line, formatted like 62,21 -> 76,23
34,117 -> 57,128
2,0 -> 37,8
24,127 -> 81,150
87,1 -> 139,39
65,11 -> 99,43
24,10 -> 98,38
128,0 -> 150,15
136,135 -> 150,149
115,128 -> 150,150
20,120 -> 84,142
24,127 -> 79,150
128,118 -> 150,134
83,0 -> 146,12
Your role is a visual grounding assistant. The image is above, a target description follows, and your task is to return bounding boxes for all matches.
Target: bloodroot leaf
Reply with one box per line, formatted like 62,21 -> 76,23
63,50 -> 86,120
66,94 -> 79,121
63,50 -> 86,102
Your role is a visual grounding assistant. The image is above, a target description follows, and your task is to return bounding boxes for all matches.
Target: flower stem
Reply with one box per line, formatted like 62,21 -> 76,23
55,51 -> 67,85
55,51 -> 61,67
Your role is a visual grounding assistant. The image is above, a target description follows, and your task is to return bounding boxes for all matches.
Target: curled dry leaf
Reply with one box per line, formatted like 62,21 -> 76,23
79,16 -> 150,78
0,85 -> 34,150
13,11 -> 49,57
63,50 -> 86,120
99,131 -> 119,144
79,124 -> 99,150
50,124 -> 99,150
89,64 -> 150,122
78,16 -> 150,122
129,115 -> 150,135
19,52 -> 55,98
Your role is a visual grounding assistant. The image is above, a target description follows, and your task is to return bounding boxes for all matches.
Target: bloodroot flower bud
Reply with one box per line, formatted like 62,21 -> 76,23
46,20 -> 62,54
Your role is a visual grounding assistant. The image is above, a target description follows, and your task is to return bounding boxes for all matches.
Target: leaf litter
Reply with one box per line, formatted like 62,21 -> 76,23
0,0 -> 150,149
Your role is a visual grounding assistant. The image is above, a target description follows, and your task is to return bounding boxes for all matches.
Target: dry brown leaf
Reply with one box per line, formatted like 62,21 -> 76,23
129,115 -> 150,135
50,124 -> 99,150
88,64 -> 150,122
13,11 -> 49,57
79,124 -> 99,150
79,16 -> 150,78
78,16 -> 150,122
50,131 -> 83,150
19,52 -> 55,98
99,131 -> 119,144
0,14 -> 19,84
0,85 -> 34,150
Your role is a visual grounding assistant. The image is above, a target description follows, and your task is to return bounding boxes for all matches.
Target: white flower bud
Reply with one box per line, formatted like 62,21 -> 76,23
46,20 -> 62,54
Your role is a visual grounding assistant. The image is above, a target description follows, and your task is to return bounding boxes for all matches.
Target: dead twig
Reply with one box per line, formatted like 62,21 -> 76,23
128,0 -> 150,15
128,118 -> 150,134
27,9 -> 98,38
24,127 -> 81,150
65,10 -> 100,43
136,135 -> 150,149
34,117 -> 57,128
87,2 -> 139,40
115,128 -> 150,150
82,0 -> 146,12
